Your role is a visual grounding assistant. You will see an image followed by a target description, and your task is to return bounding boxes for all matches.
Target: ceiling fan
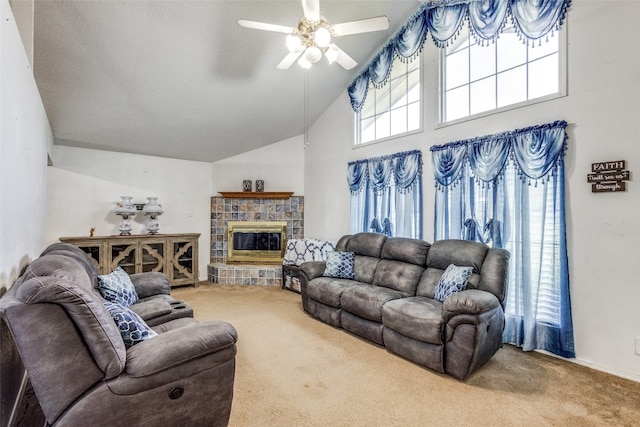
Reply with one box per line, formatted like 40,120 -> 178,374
237,0 -> 390,70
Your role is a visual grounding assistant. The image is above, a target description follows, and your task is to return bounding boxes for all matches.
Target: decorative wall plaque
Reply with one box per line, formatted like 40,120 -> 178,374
587,160 -> 629,193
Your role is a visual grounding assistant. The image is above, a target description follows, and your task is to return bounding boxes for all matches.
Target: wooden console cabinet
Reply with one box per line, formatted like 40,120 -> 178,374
59,233 -> 199,287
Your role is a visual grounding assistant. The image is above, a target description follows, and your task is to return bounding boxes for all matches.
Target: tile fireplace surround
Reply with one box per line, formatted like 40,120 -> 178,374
208,195 -> 304,286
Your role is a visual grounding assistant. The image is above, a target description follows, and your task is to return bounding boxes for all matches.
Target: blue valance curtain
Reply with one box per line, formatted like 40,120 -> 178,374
431,120 -> 574,358
347,150 -> 423,239
348,0 -> 571,112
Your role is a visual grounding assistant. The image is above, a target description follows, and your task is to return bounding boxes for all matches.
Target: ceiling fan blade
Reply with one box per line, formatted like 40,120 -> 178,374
302,0 -> 320,22
277,48 -> 305,70
328,43 -> 358,70
332,16 -> 390,36
237,20 -> 295,34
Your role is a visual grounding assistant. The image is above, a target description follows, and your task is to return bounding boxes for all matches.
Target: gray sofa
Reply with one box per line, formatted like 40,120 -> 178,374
0,243 -> 237,426
300,233 -> 509,380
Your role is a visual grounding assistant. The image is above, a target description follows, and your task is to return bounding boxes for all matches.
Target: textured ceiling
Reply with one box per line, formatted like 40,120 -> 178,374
32,0 -> 421,162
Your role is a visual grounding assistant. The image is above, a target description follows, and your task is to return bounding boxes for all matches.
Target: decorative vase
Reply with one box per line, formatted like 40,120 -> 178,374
255,180 -> 264,192
142,197 -> 164,234
243,180 -> 252,192
115,196 -> 137,235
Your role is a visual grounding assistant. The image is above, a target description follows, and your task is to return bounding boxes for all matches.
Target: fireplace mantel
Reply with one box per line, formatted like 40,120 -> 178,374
218,192 -> 293,199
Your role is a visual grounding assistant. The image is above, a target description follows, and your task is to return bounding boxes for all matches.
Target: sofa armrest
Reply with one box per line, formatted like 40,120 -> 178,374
441,289 -> 501,323
300,261 -> 326,281
125,321 -> 237,377
299,261 -> 326,313
129,272 -> 171,299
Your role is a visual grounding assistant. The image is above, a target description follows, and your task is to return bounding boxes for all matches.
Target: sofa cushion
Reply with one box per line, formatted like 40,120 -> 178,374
129,298 -> 173,321
323,251 -> 356,279
416,240 -> 487,297
340,285 -> 408,322
380,237 -> 430,266
39,243 -> 100,283
343,232 -> 387,258
353,255 -> 381,284
17,254 -> 92,291
97,267 -> 139,307
425,240 -> 487,273
434,264 -> 473,302
382,296 -> 445,344
16,276 -> 127,378
307,277 -> 358,308
372,259 -> 424,295
103,301 -> 157,349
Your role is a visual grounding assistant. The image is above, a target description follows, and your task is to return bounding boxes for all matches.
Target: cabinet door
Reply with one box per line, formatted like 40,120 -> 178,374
75,244 -> 104,273
139,242 -> 165,273
169,239 -> 197,286
109,243 -> 137,275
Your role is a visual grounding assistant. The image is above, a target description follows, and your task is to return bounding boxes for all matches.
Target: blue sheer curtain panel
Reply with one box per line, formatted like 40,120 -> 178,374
431,121 -> 575,358
347,150 -> 422,239
348,0 -> 571,111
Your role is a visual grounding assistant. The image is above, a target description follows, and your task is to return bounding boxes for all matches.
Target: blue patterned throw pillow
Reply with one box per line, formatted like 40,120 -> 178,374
97,267 -> 139,307
323,251 -> 356,279
434,264 -> 473,302
103,301 -> 157,349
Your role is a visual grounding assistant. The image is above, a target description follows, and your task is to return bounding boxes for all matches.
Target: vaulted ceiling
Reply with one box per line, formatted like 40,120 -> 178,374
32,0 -> 421,162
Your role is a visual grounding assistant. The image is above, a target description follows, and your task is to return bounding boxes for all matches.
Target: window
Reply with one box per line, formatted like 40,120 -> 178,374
355,55 -> 422,145
441,23 -> 564,123
348,150 -> 422,239
431,121 -> 575,358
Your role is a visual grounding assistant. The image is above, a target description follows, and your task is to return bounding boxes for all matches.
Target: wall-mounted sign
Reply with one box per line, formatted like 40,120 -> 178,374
587,160 -> 629,193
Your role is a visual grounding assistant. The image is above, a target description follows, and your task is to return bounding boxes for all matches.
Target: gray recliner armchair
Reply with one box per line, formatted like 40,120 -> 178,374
0,243 -> 237,426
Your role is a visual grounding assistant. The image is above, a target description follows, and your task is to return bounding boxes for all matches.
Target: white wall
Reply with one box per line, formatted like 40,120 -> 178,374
304,1 -> 640,381
47,146 -> 213,280
47,132 -> 305,280
212,135 -> 305,195
0,0 -> 52,289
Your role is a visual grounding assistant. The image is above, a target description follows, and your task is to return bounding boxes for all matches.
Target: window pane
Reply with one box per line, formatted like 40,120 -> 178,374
407,102 -> 420,131
407,70 -> 420,103
390,106 -> 407,135
376,112 -> 391,139
470,76 -> 496,115
445,48 -> 469,89
360,85 -> 376,119
389,60 -> 407,80
497,65 -> 526,107
376,86 -> 391,113
445,32 -> 469,55
497,31 -> 526,72
361,116 -> 376,143
470,42 -> 495,81
445,86 -> 469,121
408,57 -> 420,72
528,54 -> 559,98
529,33 -> 559,61
390,76 -> 407,109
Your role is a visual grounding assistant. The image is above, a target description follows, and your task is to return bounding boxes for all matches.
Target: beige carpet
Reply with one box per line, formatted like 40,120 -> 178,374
173,284 -> 640,427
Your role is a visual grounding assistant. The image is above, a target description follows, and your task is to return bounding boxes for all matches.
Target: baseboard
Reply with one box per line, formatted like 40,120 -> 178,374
533,349 -> 640,383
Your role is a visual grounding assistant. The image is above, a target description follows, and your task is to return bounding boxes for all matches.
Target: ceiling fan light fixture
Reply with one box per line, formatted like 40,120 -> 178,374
325,45 -> 339,64
286,34 -> 302,52
303,45 -> 322,63
313,26 -> 331,48
298,57 -> 312,69
238,1 -> 389,70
